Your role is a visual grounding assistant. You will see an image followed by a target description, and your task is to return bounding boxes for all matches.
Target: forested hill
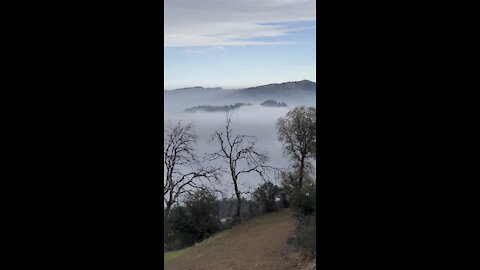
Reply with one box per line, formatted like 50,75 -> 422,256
164,80 -> 316,112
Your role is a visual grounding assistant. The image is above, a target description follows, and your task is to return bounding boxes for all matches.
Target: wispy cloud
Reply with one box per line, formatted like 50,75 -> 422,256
164,0 -> 316,47
185,46 -> 224,54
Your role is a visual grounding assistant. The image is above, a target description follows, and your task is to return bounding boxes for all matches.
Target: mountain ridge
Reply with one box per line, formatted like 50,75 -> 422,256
164,80 -> 316,92
164,80 -> 316,113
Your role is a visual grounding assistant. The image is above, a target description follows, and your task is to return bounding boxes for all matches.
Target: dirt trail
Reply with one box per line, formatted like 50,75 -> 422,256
164,208 -> 312,270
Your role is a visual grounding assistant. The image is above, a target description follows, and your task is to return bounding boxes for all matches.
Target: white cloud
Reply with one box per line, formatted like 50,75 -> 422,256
185,46 -> 224,54
164,0 -> 316,47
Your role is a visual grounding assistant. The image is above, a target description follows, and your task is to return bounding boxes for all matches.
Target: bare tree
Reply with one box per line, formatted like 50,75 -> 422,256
209,111 -> 271,222
164,121 -> 219,221
276,106 -> 316,189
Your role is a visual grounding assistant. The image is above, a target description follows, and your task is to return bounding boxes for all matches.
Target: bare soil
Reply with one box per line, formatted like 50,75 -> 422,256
164,208 -> 314,270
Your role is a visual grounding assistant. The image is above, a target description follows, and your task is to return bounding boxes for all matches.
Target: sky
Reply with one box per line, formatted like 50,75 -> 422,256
164,0 -> 316,90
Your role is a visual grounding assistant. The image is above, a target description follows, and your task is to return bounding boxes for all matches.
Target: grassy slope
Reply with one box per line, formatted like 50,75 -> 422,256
164,209 -> 291,265
164,230 -> 230,263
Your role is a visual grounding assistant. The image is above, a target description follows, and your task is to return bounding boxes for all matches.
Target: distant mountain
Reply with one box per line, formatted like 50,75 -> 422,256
237,80 -> 315,95
226,80 -> 315,104
172,86 -> 223,92
261,100 -> 288,107
165,80 -> 316,112
184,103 -> 251,113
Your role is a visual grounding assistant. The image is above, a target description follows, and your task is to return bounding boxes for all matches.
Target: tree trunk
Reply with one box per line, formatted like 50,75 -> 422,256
233,178 -> 241,222
164,202 -> 172,221
299,157 -> 305,189
235,192 -> 241,221
164,173 -> 174,221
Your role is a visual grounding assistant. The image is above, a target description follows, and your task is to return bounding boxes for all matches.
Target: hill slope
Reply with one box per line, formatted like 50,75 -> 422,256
164,208 -> 312,270
164,80 -> 316,113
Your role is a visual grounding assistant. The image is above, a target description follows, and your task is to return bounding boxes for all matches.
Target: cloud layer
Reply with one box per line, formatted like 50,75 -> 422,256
164,0 -> 316,47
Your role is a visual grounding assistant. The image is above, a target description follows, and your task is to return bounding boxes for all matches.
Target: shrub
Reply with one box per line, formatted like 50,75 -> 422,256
277,188 -> 289,208
164,190 -> 221,251
295,214 -> 316,256
248,200 -> 261,217
164,207 -> 194,251
183,190 -> 221,242
290,184 -> 316,216
281,179 -> 316,257
253,181 -> 280,213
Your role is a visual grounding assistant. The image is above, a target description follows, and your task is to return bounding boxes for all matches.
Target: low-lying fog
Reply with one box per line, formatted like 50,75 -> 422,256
164,81 -> 317,203
165,104 -> 299,198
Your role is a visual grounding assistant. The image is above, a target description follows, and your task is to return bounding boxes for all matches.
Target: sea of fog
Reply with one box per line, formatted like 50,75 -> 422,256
164,104 -> 299,199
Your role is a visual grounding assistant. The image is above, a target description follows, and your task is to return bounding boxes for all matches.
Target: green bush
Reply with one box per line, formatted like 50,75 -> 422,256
184,190 -> 221,241
295,214 -> 316,256
164,190 -> 221,251
253,182 -> 280,213
248,200 -> 261,217
164,206 -> 195,250
281,178 -> 316,257
290,184 -> 316,216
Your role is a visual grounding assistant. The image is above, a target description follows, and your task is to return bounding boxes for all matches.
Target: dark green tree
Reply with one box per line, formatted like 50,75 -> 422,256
164,189 -> 221,251
276,107 -> 316,189
253,182 -> 280,213
183,189 -> 221,242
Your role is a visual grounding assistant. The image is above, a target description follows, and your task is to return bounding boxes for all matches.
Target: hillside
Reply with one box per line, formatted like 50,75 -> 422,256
184,103 -> 251,113
164,80 -> 316,113
164,208 -> 315,270
233,80 -> 315,102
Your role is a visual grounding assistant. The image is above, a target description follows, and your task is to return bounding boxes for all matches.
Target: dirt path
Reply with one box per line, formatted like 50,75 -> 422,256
164,208 -> 309,270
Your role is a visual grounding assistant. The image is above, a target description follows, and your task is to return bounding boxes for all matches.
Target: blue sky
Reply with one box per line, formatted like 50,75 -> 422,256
164,0 -> 316,90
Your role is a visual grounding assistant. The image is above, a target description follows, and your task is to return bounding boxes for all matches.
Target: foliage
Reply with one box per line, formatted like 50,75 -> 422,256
247,200 -> 262,218
278,188 -> 289,208
282,178 -> 316,256
290,183 -> 316,216
294,214 -> 316,256
260,100 -> 287,107
184,190 -> 222,241
184,103 -> 250,113
252,182 -> 281,213
276,106 -> 316,161
280,170 -> 298,194
276,106 -> 316,189
164,190 -> 221,252
164,207 -> 193,251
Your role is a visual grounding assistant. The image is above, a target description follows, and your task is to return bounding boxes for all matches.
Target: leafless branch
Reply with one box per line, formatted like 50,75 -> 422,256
164,121 -> 221,220
209,112 -> 274,221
